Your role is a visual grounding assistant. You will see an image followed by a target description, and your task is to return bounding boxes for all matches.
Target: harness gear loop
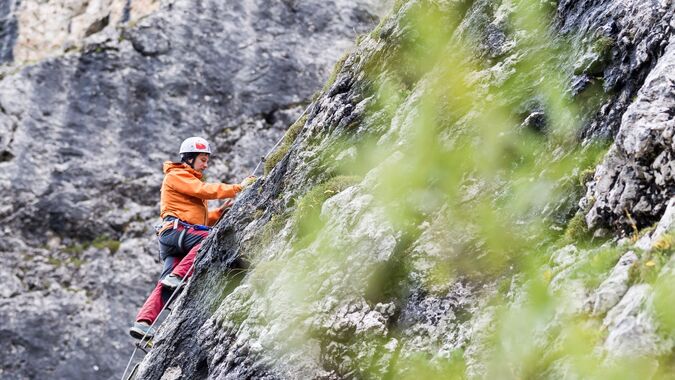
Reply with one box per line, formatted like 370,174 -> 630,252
156,217 -> 211,237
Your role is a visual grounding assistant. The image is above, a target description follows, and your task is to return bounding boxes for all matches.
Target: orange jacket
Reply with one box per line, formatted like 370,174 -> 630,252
159,162 -> 242,226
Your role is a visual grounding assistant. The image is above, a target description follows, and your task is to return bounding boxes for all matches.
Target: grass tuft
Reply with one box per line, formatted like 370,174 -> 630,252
92,236 -> 121,254
564,212 -> 592,242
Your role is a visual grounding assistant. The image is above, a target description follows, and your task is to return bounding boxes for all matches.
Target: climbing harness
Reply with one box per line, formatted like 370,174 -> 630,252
168,218 -> 211,253
153,217 -> 212,261
154,217 -> 211,237
120,115 -> 303,380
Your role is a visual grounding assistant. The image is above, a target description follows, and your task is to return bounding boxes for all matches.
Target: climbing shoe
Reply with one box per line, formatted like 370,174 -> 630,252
129,321 -> 155,340
160,273 -> 183,289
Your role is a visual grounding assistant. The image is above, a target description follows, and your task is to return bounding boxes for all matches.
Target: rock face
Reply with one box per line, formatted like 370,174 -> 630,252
584,34 -> 675,233
3,0 -> 159,67
3,0 -> 674,379
0,1 -> 386,379
561,0 -> 674,140
130,1 -> 674,379
0,0 -> 20,64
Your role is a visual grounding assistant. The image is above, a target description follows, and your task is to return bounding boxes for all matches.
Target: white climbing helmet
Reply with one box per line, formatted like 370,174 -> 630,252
179,137 -> 212,155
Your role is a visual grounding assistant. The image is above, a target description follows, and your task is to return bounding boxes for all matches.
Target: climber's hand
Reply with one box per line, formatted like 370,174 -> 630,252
220,198 -> 235,211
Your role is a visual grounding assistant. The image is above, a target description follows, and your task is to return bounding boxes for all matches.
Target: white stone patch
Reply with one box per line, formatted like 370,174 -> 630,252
13,0 -> 160,65
377,75 -> 427,148
590,251 -> 638,316
321,185 -> 397,264
159,366 -> 182,380
557,278 -> 592,316
650,198 -> 675,243
0,268 -> 23,298
604,284 -> 651,330
601,284 -> 667,357
550,244 -> 579,269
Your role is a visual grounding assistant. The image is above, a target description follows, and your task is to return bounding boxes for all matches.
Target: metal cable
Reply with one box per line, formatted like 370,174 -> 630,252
120,272 -> 191,380
251,128 -> 289,176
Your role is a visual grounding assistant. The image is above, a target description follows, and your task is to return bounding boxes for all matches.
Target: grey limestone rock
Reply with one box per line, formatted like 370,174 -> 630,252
131,1 -> 675,378
584,34 -> 675,233
0,0 -> 20,64
2,0 -> 674,379
0,0 -> 384,379
550,244 -> 579,269
590,250 -> 638,316
603,284 -> 662,357
636,197 -> 675,249
561,0 -> 674,140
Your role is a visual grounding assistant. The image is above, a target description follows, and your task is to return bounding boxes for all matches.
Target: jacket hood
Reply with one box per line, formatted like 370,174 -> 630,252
163,161 -> 203,179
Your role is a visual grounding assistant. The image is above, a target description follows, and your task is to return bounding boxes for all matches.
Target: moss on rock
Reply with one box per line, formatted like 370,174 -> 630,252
264,114 -> 308,175
321,52 -> 349,94
564,211 -> 592,242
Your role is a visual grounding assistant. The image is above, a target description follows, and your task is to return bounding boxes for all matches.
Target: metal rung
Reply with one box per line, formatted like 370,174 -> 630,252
135,340 -> 153,354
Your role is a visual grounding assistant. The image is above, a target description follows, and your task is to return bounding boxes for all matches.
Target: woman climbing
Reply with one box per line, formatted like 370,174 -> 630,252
129,136 -> 256,339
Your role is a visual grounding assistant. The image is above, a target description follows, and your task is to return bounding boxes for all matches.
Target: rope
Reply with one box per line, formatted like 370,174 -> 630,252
120,118 -> 301,380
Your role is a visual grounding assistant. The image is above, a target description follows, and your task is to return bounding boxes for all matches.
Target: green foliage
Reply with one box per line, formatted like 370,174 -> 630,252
630,250 -> 670,285
653,270 -> 675,339
651,232 -> 674,251
388,351 -> 466,380
364,2 -> 460,91
64,243 -> 86,255
578,168 -> 595,188
70,257 -> 84,268
630,232 -> 674,285
50,251 -> 86,269
91,236 -> 121,254
216,1 -> 673,378
264,114 -> 308,175
252,213 -> 289,255
592,36 -> 615,60
364,254 -> 411,302
47,257 -> 64,267
64,235 -> 120,257
554,144 -> 607,237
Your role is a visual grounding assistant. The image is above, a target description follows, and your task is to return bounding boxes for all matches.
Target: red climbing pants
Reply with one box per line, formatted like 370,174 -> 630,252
171,244 -> 200,279
135,224 -> 209,324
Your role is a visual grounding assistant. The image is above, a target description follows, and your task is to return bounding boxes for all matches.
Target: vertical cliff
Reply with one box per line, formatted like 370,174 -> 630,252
134,0 -> 674,379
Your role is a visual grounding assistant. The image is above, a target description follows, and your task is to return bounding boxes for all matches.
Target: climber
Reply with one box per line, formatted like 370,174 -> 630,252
129,136 -> 256,340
